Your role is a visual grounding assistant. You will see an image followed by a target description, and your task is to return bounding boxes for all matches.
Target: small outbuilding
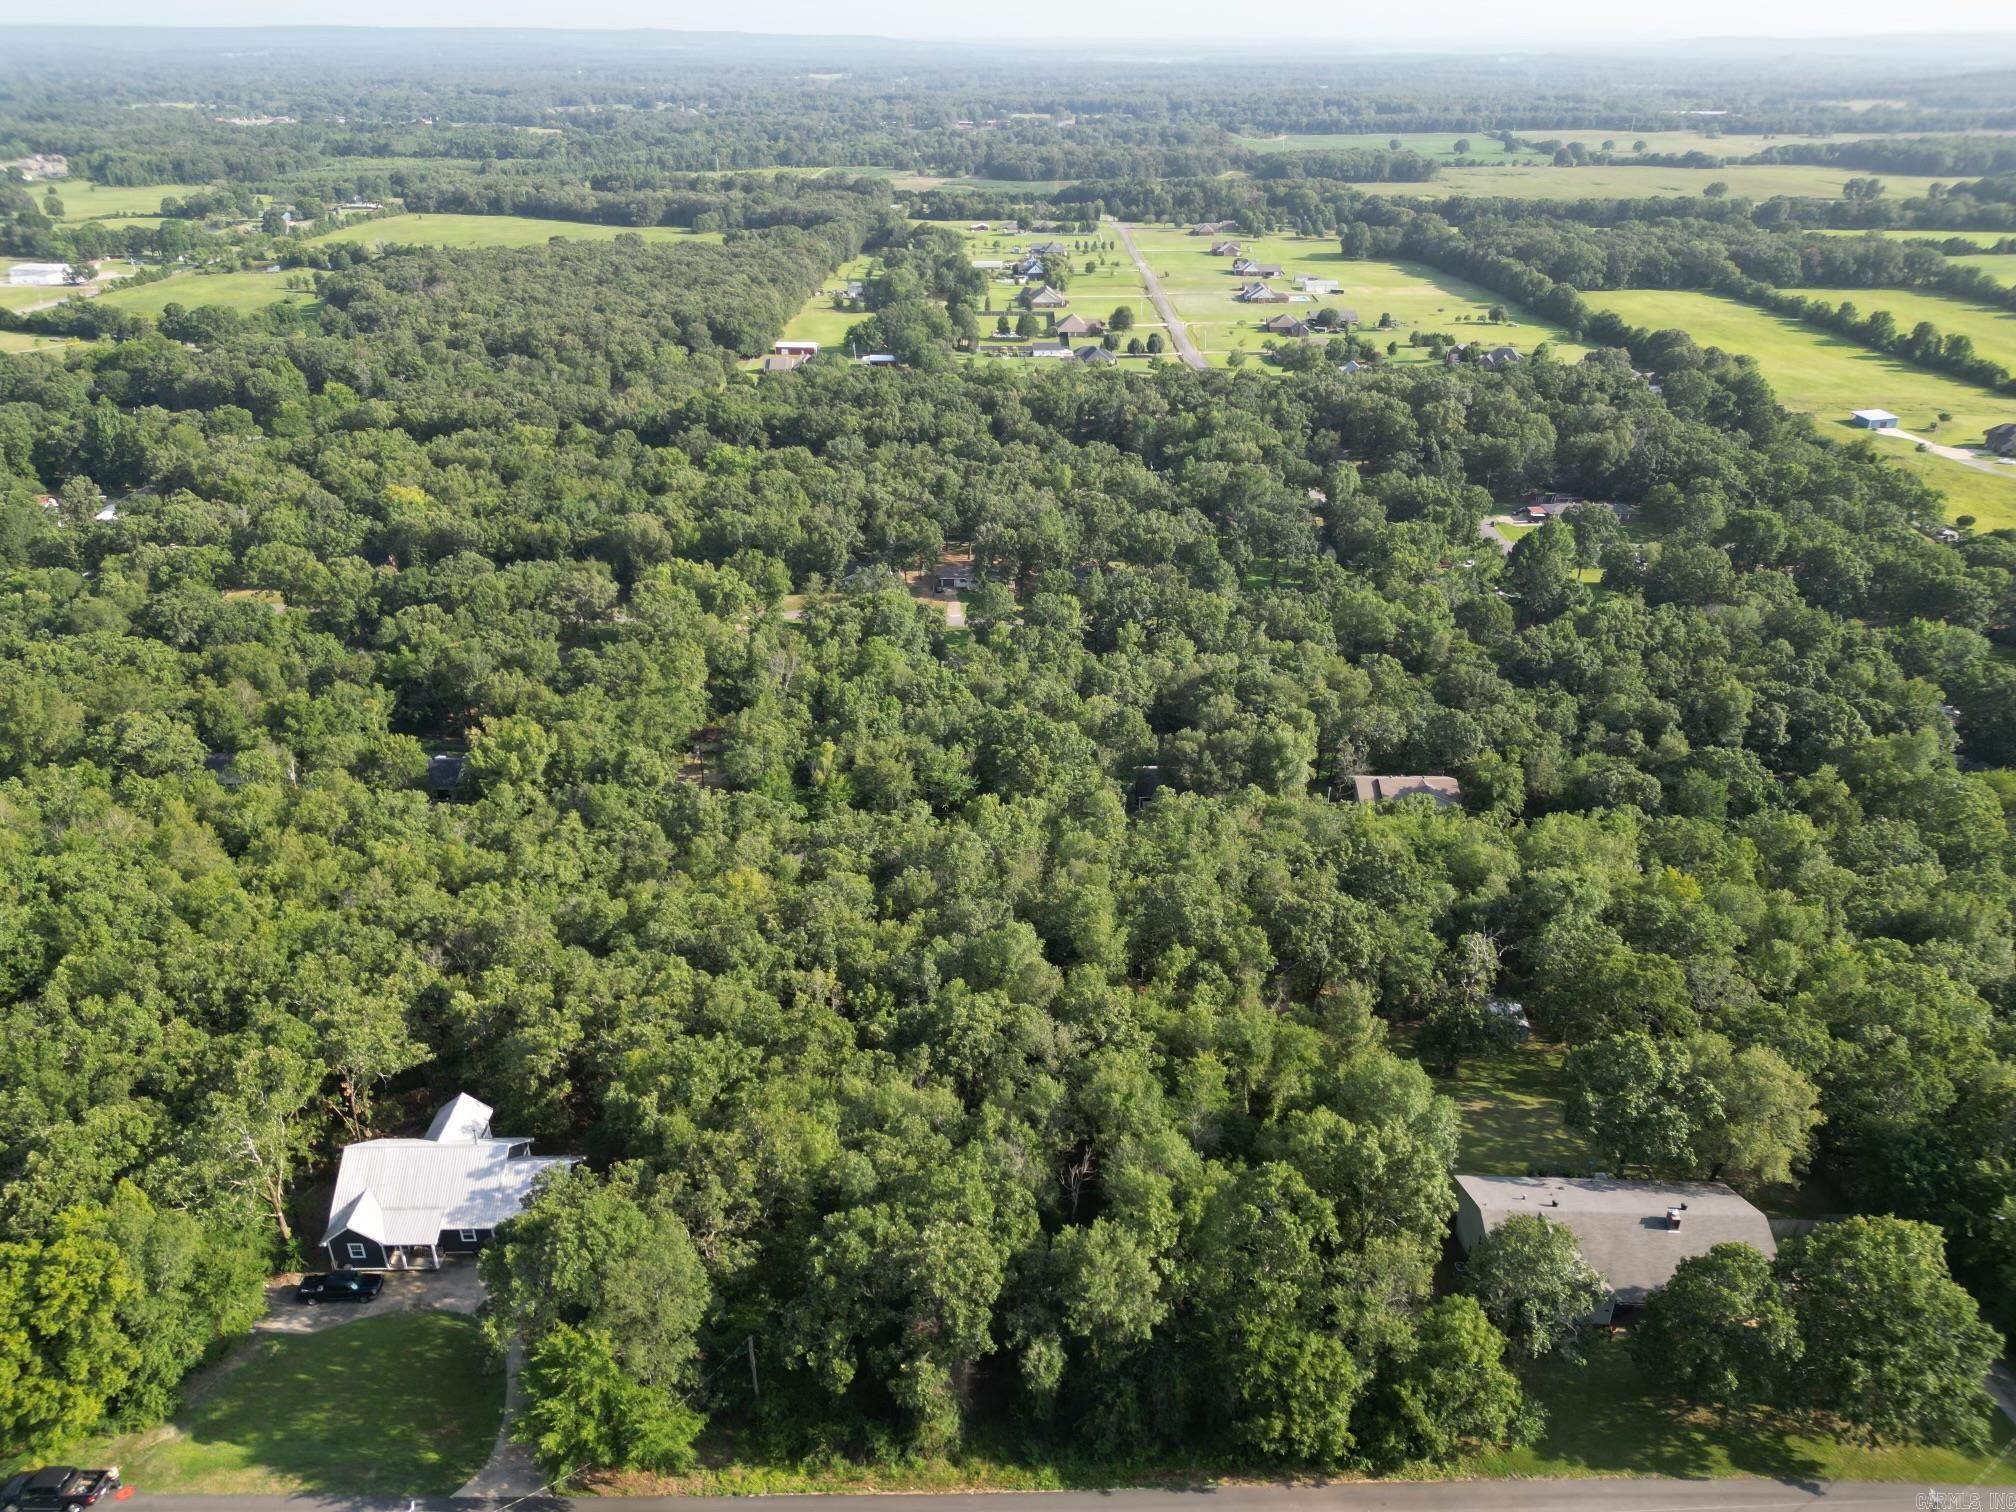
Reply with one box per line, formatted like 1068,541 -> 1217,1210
773,339 -> 820,357
1850,408 -> 1899,430
1452,1175 -> 1777,1325
1986,422 -> 2016,457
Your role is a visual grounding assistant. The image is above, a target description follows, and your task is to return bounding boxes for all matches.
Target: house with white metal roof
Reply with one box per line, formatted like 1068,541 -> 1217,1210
320,1093 -> 574,1271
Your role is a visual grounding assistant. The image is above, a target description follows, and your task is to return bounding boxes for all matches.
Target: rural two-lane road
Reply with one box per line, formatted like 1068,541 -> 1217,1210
1114,221 -> 1208,371
118,1480 -> 1973,1511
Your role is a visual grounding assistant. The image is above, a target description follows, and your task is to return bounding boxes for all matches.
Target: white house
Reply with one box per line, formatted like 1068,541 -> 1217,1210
1850,408 -> 1899,430
1296,276 -> 1342,295
320,1093 -> 574,1271
774,339 -> 820,357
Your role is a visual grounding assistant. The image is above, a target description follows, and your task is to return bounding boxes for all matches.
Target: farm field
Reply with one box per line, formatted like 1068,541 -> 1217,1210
303,213 -> 726,249
1128,225 -> 1582,365
1586,289 -> 2016,523
95,268 -> 321,317
1800,284 -> 2016,375
1354,163 -> 1955,201
1950,253 -> 2016,286
60,181 -> 214,218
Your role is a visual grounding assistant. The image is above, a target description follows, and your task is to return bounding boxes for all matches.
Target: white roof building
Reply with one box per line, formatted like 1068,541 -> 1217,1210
1851,408 -> 1900,429
6,261 -> 73,287
320,1093 -> 573,1269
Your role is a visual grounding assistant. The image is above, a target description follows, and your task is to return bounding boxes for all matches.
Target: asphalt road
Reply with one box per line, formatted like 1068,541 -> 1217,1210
119,1481 -> 1982,1511
1114,221 -> 1208,371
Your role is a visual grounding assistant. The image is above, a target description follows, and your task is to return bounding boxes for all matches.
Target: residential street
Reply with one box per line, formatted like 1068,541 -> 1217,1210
119,1479 -> 1976,1511
1113,220 -> 1208,370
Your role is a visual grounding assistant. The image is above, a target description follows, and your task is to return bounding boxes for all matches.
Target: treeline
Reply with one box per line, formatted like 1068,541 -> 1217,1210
1751,136 -> 2016,177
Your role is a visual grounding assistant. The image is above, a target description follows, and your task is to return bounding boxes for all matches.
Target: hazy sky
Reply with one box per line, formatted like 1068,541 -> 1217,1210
3,0 -> 2013,44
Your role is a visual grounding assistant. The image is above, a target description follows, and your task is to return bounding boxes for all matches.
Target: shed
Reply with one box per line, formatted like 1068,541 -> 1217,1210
773,339 -> 820,357
1850,408 -> 1899,429
6,261 -> 72,287
1986,422 -> 2016,457
1452,1175 -> 1777,1324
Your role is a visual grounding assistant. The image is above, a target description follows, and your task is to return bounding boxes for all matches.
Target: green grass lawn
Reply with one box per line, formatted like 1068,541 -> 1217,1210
1798,284 -> 2016,375
29,1313 -> 502,1496
303,212 -> 726,250
1443,1043 -> 1599,1176
0,331 -> 73,354
57,181 -> 214,219
1469,1335 -> 2016,1484
1586,289 -> 2016,524
1356,163 -> 1955,202
1951,253 -> 2016,287
95,269 -> 321,318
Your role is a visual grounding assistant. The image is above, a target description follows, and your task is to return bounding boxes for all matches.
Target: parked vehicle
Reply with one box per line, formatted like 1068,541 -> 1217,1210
1,1472 -> 31,1511
296,1269 -> 384,1304
14,1467 -> 120,1512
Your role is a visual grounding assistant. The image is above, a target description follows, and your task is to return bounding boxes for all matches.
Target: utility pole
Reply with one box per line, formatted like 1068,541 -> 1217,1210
746,1333 -> 760,1401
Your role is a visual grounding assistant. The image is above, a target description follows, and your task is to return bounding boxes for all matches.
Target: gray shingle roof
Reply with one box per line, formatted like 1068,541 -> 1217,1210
1455,1175 -> 1776,1307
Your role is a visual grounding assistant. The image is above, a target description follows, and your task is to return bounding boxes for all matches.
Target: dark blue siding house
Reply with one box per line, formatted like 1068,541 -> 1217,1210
321,1093 -> 574,1271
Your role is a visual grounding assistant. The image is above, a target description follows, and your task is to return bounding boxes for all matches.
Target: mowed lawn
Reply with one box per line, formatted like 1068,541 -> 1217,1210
1443,1043 -> 1597,1175
1468,1335 -> 2016,1484
1587,289 -> 2016,525
1354,163 -> 1955,201
304,213 -> 725,250
95,269 -> 321,317
36,1313 -> 502,1496
1128,226 -> 1580,365
0,330 -> 73,354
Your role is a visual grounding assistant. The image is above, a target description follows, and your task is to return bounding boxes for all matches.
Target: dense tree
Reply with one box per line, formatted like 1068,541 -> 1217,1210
1631,1242 -> 1800,1408
1463,1215 -> 1608,1361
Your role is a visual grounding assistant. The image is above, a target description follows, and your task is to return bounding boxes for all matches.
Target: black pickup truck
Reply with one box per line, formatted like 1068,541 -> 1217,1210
11,1466 -> 120,1511
296,1269 -> 384,1304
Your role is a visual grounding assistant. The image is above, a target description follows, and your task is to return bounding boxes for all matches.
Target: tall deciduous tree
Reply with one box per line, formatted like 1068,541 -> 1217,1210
1463,1214 -> 1608,1361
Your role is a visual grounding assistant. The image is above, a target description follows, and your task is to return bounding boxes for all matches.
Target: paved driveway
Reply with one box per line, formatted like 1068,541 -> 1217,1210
258,1258 -> 486,1334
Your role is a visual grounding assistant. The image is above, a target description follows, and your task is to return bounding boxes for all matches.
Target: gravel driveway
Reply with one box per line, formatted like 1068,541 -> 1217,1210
257,1258 -> 486,1334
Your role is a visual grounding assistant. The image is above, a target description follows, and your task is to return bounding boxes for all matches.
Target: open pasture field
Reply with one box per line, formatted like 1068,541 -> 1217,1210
96,268 -> 321,317
1586,288 -> 2016,523
59,181 -> 214,219
303,213 -> 725,249
0,331 -> 72,353
1128,226 -> 1581,364
1800,285 -> 2016,375
1354,163 -> 1955,201
1950,253 -> 2016,286
1235,131 -> 1547,162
